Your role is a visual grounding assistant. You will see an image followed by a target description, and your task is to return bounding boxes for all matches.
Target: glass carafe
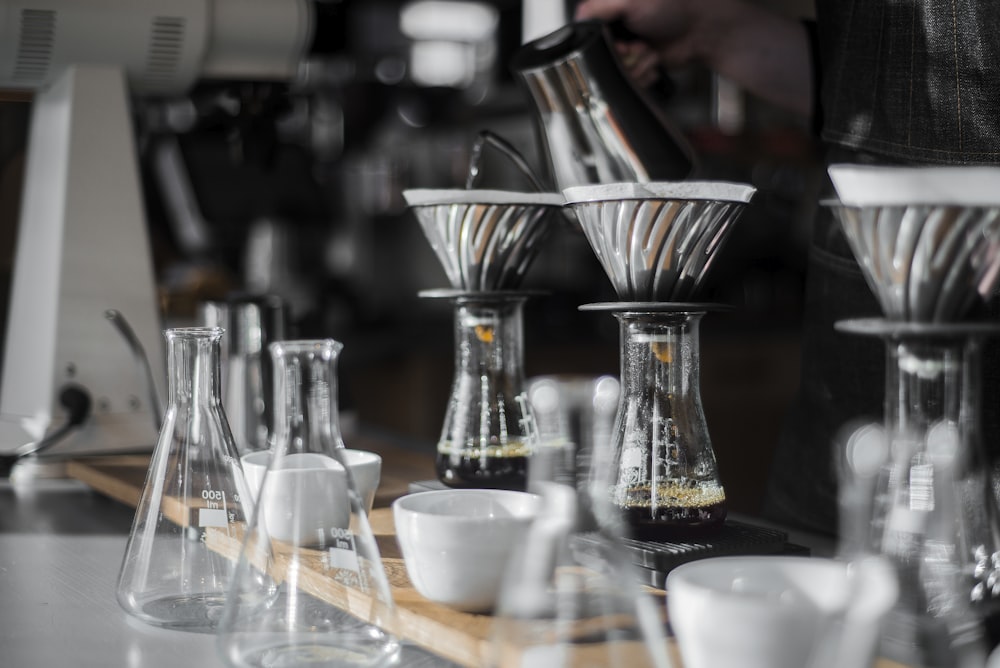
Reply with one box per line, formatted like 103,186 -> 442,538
217,339 -> 400,667
840,319 -> 1000,668
593,306 -> 726,540
116,327 -> 251,632
200,293 -> 287,455
435,292 -> 536,491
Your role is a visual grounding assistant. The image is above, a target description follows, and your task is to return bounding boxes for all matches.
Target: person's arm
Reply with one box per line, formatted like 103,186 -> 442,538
575,0 -> 814,119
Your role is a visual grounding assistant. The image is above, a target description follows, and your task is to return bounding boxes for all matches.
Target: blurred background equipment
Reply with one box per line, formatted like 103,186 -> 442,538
0,0 -> 819,516
0,0 -> 324,464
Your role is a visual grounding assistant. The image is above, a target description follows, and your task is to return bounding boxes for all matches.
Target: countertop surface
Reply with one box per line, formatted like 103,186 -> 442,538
0,462 -> 456,668
0,435 -> 836,668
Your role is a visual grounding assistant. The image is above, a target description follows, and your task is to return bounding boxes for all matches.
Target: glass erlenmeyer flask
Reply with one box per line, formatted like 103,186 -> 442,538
116,327 -> 251,632
582,305 -> 726,540
839,319 -> 1000,668
217,339 -> 400,667
433,291 -> 537,491
485,477 -> 674,668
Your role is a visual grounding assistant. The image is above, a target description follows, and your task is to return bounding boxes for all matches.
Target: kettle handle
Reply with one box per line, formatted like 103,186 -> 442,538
605,20 -> 677,102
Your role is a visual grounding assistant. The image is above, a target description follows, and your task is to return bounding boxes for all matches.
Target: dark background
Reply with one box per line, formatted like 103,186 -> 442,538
0,0 -> 820,514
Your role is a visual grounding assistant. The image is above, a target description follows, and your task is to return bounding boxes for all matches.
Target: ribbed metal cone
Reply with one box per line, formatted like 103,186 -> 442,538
828,164 -> 1000,322
563,182 -> 755,302
832,204 -> 1000,321
403,189 -> 563,292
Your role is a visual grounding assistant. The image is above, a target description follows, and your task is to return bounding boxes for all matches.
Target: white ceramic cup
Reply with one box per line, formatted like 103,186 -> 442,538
241,449 -> 382,546
667,555 -> 897,668
392,489 -> 542,612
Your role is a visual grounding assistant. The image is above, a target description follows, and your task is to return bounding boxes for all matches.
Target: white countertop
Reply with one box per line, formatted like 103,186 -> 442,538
0,477 -> 454,668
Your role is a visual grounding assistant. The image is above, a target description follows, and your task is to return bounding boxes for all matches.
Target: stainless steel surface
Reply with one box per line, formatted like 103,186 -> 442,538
403,189 -> 563,292
564,182 -> 755,302
832,204 -> 1000,321
510,20 -> 693,190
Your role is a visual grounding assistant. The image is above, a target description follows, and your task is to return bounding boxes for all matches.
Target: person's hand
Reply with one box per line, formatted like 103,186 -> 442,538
575,0 -> 814,118
575,0 -> 719,69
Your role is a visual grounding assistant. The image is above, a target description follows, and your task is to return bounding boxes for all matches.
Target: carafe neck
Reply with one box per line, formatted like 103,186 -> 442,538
616,311 -> 703,399
453,297 -> 526,380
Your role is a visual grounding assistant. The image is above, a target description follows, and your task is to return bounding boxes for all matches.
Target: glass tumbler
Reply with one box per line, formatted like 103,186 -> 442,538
486,479 -> 672,668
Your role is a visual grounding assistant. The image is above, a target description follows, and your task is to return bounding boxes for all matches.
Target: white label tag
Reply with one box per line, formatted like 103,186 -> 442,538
199,507 -> 228,528
327,534 -> 360,573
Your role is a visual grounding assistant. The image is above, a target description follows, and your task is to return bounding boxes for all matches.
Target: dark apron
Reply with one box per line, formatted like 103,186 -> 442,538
763,1 -> 1000,534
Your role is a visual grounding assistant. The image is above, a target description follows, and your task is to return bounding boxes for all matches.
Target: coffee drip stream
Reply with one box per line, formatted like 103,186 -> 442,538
828,163 -> 1000,667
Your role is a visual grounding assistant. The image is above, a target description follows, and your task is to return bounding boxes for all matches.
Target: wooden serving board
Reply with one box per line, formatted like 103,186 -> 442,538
65,432 -> 436,511
65,438 -> 910,668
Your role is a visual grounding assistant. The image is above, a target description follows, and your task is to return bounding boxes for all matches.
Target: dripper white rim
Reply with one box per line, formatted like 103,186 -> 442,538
561,181 -> 756,204
403,189 -> 564,206
829,164 -> 1000,207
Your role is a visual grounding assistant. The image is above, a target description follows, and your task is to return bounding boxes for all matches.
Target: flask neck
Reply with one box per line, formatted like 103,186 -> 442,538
616,311 -> 703,399
270,340 -> 345,455
884,336 -> 981,450
452,298 -> 526,379
165,328 -> 224,407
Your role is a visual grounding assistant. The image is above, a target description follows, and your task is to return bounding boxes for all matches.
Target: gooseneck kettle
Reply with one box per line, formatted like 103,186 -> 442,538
510,20 -> 695,190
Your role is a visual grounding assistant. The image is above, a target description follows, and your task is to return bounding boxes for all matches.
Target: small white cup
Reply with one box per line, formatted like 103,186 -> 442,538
342,449 -> 382,515
667,555 -> 896,668
241,449 -> 382,546
393,489 -> 542,612
242,449 -> 381,513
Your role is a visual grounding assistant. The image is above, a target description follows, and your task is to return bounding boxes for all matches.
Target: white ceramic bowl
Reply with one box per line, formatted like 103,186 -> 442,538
241,449 -> 382,546
242,448 -> 382,514
667,555 -> 897,668
392,489 -> 542,612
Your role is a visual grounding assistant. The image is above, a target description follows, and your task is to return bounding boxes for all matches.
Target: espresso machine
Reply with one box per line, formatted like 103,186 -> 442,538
0,0 -> 328,471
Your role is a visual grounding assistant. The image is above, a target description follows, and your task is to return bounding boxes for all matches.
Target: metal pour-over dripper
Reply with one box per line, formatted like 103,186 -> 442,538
828,165 -> 1000,322
563,182 -> 756,302
402,189 -> 564,292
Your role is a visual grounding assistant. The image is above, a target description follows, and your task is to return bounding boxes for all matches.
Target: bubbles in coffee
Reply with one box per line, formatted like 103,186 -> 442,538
613,481 -> 727,540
